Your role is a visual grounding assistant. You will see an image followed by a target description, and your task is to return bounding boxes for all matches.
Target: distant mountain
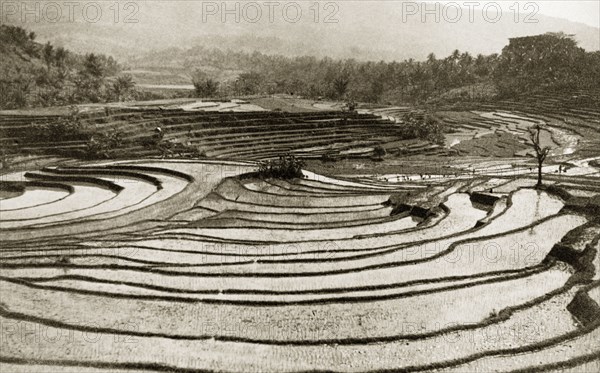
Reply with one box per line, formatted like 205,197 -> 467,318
3,1 -> 599,62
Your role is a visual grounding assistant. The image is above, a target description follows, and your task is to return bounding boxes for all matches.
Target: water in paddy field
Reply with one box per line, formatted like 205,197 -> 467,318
0,154 -> 598,372
476,111 -> 582,156
553,129 -> 580,156
136,84 -> 195,90
178,100 -> 268,112
0,187 -> 69,210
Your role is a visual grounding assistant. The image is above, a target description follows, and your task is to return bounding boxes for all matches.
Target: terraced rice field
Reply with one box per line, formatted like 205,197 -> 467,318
1,90 -> 600,371
0,109 -> 414,161
1,150 -> 599,372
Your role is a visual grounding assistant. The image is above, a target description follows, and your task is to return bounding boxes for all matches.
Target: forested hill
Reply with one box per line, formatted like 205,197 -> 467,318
2,25 -> 599,110
0,25 -> 136,110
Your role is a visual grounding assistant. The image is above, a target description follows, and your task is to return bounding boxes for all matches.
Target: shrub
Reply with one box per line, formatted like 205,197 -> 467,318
85,129 -> 124,159
111,74 -> 135,102
257,154 -> 304,179
16,117 -> 88,143
373,145 -> 387,157
191,70 -> 220,98
400,112 -> 445,145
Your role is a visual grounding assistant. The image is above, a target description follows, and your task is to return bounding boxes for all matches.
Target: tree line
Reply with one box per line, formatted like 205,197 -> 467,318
2,25 -> 598,110
184,32 -> 599,103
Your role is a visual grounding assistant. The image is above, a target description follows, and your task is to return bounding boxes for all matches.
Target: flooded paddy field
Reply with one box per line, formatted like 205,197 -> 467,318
2,90 -> 600,372
1,150 -> 598,372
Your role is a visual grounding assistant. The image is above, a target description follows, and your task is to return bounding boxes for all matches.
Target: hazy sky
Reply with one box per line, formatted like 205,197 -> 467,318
534,1 -> 599,27
425,1 -> 600,28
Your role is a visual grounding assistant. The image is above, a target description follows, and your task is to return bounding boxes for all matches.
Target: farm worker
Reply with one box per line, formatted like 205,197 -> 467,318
155,127 -> 164,140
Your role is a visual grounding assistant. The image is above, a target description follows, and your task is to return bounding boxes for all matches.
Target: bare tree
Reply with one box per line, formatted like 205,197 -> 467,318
530,124 -> 551,188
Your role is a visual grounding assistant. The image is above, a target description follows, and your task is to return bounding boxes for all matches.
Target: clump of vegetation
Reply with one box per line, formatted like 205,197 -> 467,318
111,75 -> 136,102
399,112 -> 445,145
494,32 -> 599,97
30,118 -> 89,142
257,154 -> 305,179
487,309 -> 499,320
232,71 -> 264,96
191,70 -> 220,98
373,145 -> 387,159
0,25 -> 135,110
85,129 -> 125,159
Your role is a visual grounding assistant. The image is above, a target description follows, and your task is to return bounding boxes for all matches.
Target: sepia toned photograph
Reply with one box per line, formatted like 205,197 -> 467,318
0,1 -> 599,372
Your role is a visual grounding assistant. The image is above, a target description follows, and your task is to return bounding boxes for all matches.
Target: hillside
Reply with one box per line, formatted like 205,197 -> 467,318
0,25 -> 135,110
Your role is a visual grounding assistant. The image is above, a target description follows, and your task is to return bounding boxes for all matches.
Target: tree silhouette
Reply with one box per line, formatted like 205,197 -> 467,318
42,42 -> 54,71
54,47 -> 67,68
332,70 -> 350,99
83,54 -> 105,78
529,124 -> 551,188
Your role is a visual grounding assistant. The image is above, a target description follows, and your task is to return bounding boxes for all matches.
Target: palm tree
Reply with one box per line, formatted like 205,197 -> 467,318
450,49 -> 460,63
460,52 -> 473,67
427,53 -> 436,64
332,70 -> 351,99
112,75 -> 135,102
83,53 -> 104,78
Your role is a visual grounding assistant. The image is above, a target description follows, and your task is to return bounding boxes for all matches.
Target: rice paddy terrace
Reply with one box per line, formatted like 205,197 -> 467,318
0,106 -> 415,162
1,93 -> 600,372
2,89 -> 599,163
439,90 -> 600,159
